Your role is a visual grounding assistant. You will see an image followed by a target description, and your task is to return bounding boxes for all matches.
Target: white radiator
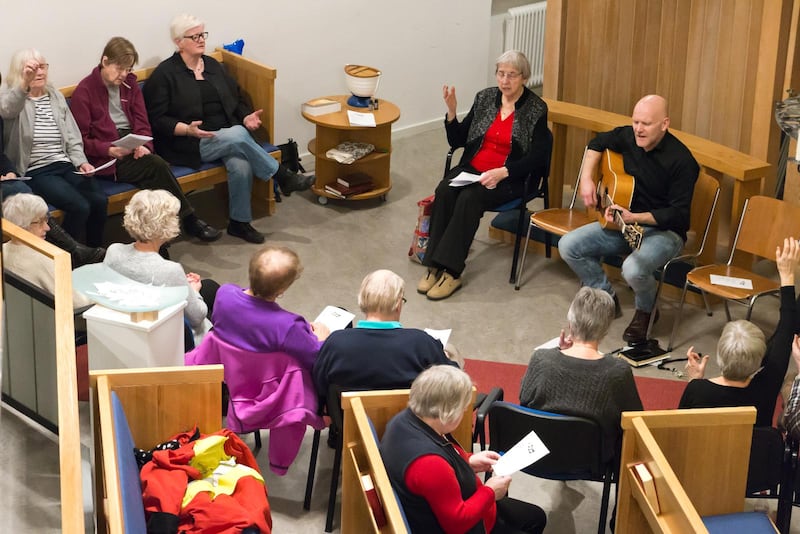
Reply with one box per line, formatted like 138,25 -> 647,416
504,2 -> 547,87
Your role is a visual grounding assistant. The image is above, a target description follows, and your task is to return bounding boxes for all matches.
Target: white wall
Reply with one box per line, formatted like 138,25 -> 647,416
0,1 -> 492,153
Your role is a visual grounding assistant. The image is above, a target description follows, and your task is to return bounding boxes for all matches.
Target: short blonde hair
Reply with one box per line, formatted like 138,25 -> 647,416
717,320 -> 767,381
170,13 -> 204,42
6,48 -> 48,89
122,190 -> 180,243
358,269 -> 404,315
408,365 -> 473,426
248,245 -> 303,300
2,193 -> 48,229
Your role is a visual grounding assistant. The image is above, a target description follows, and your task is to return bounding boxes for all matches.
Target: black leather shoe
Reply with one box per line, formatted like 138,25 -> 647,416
183,217 -> 222,242
72,244 -> 106,268
227,221 -> 265,244
622,308 -> 660,344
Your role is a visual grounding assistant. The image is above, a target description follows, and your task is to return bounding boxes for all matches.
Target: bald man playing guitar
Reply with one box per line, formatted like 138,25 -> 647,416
558,95 -> 699,345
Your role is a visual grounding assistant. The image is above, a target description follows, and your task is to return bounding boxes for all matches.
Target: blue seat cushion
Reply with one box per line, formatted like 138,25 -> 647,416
490,209 -> 562,246
170,141 -> 279,179
702,511 -> 776,533
111,391 -> 147,533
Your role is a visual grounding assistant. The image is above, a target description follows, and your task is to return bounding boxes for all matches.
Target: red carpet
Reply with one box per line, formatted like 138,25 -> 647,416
464,357 -> 687,409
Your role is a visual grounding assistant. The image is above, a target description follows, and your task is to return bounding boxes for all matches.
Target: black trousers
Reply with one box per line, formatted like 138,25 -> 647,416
114,154 -> 194,218
492,497 -> 547,534
423,165 -> 522,276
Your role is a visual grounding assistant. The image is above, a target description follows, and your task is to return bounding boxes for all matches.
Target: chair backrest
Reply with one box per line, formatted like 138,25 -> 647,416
487,401 -> 606,479
684,171 -> 720,258
730,195 -> 800,263
185,331 -> 323,433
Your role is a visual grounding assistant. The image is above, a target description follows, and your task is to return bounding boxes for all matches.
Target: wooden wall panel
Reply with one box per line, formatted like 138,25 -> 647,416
544,0 -> 795,247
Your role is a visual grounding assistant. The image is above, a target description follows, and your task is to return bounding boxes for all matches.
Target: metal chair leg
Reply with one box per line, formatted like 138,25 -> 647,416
724,299 -> 732,321
252,430 -> 262,454
303,428 -> 321,510
668,280 -> 691,352
701,289 -> 713,316
325,444 -> 343,532
515,221 -> 535,291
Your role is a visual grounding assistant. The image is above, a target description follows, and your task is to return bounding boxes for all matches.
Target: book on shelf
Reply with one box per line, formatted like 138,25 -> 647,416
324,180 -> 374,198
360,473 -> 387,528
301,98 -> 341,116
631,462 -> 660,514
337,172 -> 374,188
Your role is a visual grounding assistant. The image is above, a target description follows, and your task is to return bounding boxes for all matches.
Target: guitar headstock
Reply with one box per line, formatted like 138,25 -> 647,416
623,223 -> 644,250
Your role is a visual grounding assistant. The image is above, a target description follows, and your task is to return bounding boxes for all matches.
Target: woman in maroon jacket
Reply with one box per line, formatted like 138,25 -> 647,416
70,36 -> 220,242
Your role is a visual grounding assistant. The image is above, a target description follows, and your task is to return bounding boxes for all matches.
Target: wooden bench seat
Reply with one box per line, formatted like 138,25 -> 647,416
57,48 -> 278,219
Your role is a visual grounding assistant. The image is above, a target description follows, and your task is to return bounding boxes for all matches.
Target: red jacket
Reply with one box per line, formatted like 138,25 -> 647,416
70,66 -> 155,176
140,427 -> 272,533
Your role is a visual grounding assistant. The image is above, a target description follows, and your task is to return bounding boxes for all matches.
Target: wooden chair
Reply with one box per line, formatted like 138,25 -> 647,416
443,128 -> 552,285
649,171 -> 719,344
515,147 -> 596,289
669,195 -> 800,348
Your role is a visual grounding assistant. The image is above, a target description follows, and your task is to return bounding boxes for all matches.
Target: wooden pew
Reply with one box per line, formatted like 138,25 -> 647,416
58,48 -> 278,219
90,365 -> 224,534
615,407 -> 777,533
1,219 -> 84,532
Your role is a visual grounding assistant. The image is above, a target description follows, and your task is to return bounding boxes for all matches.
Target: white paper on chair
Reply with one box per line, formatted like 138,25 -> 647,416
314,305 -> 355,332
448,171 -> 481,187
492,429 -> 550,477
347,110 -> 376,127
709,274 -> 753,290
424,328 -> 452,347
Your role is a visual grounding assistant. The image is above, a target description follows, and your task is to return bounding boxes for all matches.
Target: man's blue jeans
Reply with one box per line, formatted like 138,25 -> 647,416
199,125 -> 279,223
558,222 -> 684,312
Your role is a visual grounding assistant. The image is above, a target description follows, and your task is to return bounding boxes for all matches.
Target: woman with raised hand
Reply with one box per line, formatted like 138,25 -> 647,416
0,48 -> 106,247
70,36 -> 221,243
143,13 -> 314,244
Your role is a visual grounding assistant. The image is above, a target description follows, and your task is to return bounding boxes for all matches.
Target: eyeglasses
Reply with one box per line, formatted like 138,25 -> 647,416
29,216 -> 49,226
183,32 -> 208,43
496,70 -> 521,80
112,64 -> 134,74
35,63 -> 49,71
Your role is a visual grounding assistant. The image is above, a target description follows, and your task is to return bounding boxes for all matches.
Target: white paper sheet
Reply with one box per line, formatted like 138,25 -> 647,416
347,110 -> 376,127
534,336 -> 561,350
448,171 -> 482,187
314,305 -> 355,332
424,328 -> 452,347
74,159 -> 115,174
1,175 -> 31,181
709,274 -> 753,290
112,133 -> 153,150
492,429 -> 550,477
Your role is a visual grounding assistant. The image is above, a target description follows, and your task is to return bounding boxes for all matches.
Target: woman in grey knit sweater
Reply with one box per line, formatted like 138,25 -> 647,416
519,287 -> 642,461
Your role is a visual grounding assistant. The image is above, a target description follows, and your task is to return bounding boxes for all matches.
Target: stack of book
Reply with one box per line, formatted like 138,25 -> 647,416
301,98 -> 342,116
324,173 -> 375,198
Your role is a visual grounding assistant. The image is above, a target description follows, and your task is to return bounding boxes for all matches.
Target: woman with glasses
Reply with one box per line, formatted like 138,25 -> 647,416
2,193 -> 92,308
142,13 -> 314,244
417,50 -> 550,301
70,36 -> 221,243
0,48 -> 107,247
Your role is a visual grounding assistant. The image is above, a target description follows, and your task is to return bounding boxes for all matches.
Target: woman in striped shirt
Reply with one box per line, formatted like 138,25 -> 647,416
0,48 -> 106,247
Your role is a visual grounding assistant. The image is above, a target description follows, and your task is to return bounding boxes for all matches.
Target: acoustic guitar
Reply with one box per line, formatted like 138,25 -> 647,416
596,150 -> 644,250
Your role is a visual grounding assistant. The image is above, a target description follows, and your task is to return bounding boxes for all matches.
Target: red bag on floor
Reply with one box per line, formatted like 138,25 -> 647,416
408,195 -> 434,263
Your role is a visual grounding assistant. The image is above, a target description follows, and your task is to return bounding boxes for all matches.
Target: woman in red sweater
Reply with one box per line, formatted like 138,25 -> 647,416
380,365 -> 546,533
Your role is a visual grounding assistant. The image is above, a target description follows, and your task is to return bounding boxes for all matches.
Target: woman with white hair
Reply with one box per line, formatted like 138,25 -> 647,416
680,237 -> 800,426
102,189 -> 217,344
142,13 -> 314,244
2,193 -> 91,308
519,286 -> 642,462
0,48 -> 107,247
417,49 -> 549,300
380,365 -> 546,533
